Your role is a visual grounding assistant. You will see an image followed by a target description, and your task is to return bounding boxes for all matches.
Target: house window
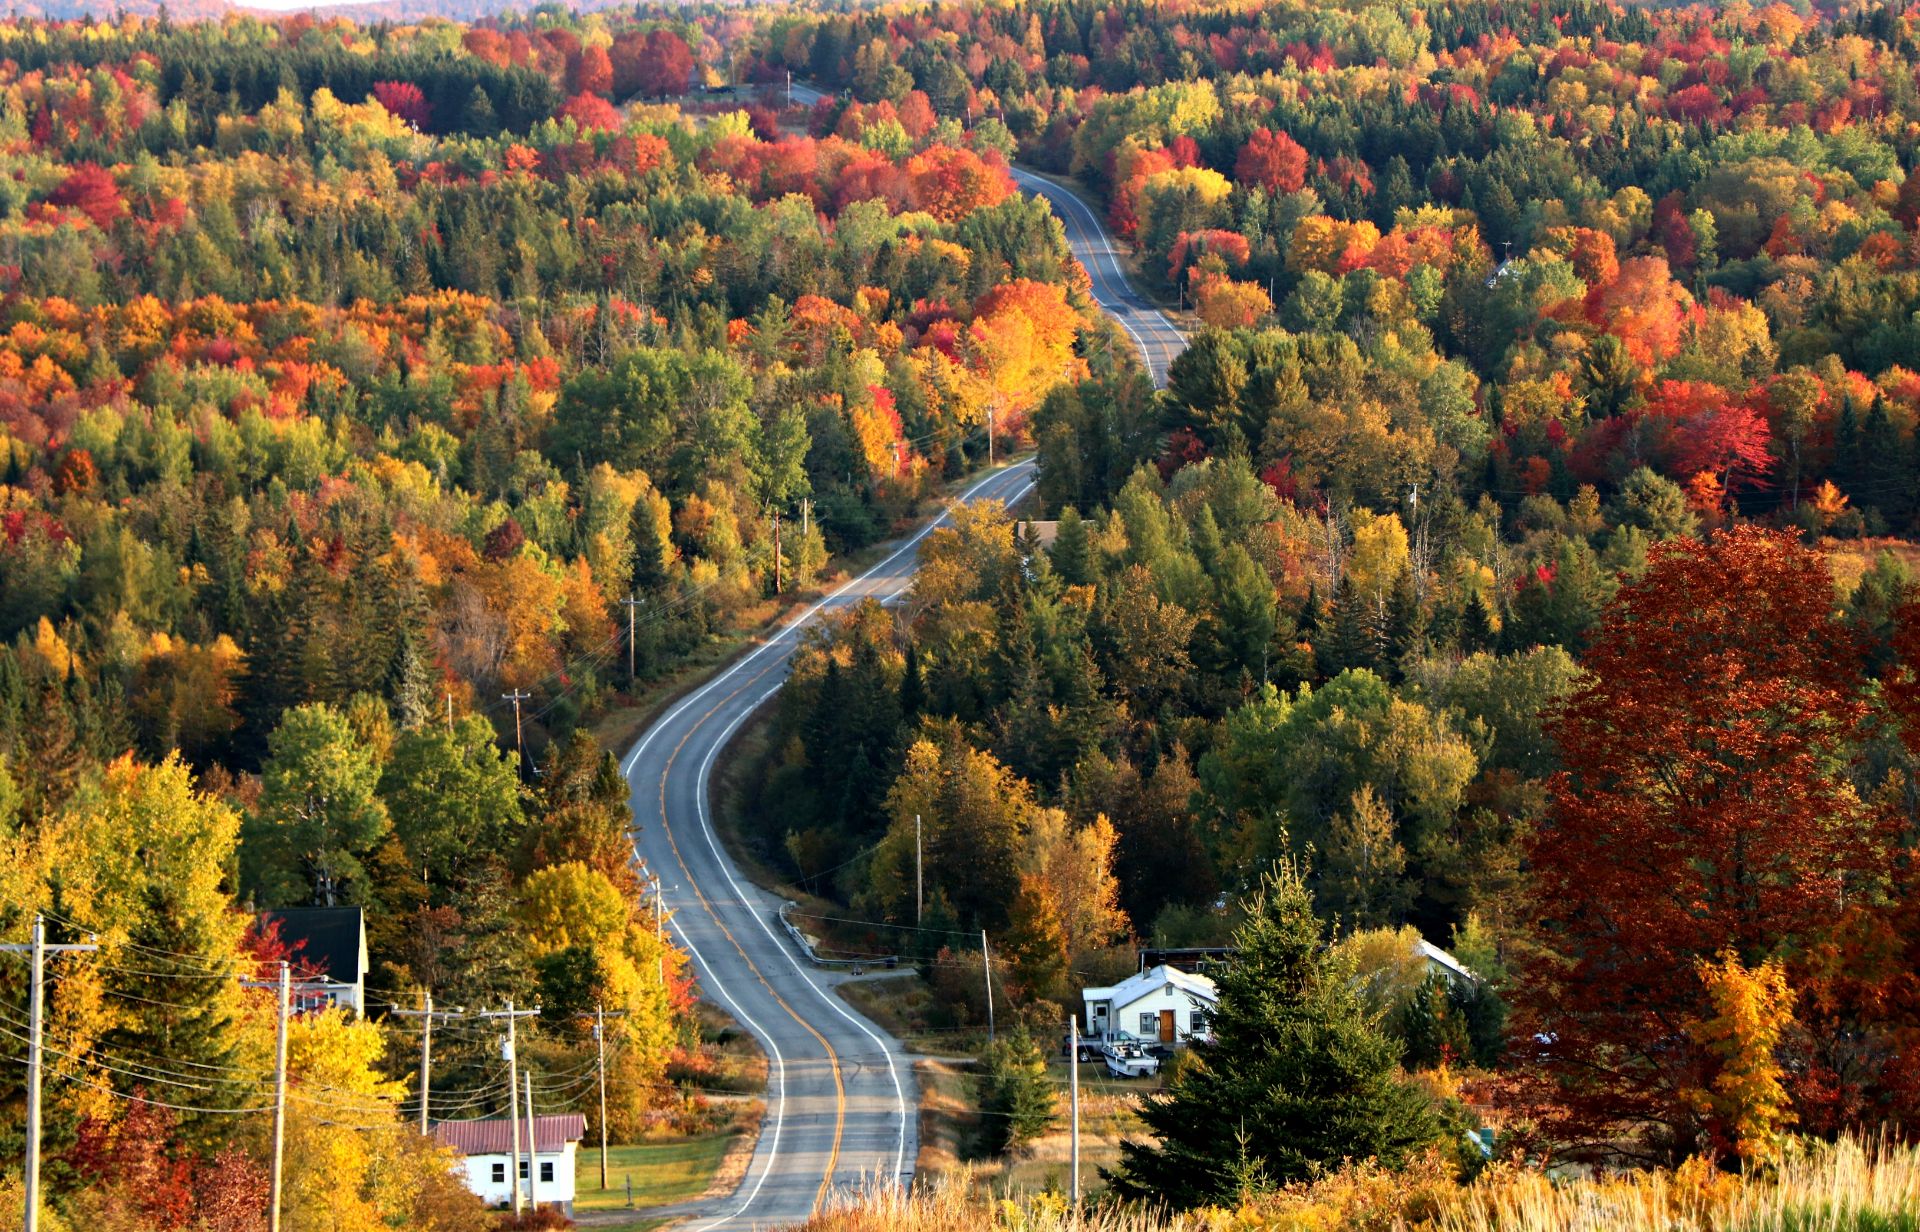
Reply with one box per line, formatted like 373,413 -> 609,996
1139,1012 -> 1157,1035
540,1161 -> 555,1184
519,1160 -> 528,1179
1192,1010 -> 1210,1035
491,1162 -> 506,1184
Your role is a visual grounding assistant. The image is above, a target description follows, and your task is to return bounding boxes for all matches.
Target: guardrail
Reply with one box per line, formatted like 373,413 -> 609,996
777,902 -> 902,972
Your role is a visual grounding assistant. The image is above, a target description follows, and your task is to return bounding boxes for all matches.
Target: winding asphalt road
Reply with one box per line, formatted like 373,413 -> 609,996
622,462 -> 1035,1230
618,94 -> 1186,1231
1007,167 -> 1186,388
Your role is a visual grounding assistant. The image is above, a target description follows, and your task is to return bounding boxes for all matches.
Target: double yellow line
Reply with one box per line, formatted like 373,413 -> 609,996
653,660 -> 847,1217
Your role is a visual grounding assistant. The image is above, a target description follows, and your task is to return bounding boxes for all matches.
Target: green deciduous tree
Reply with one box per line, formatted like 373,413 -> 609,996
246,702 -> 391,907
379,715 -> 524,894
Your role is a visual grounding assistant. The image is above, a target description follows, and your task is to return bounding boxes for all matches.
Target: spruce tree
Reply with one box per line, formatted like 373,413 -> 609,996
1110,861 -> 1440,1207
1050,506 -> 1093,586
974,1026 -> 1057,1155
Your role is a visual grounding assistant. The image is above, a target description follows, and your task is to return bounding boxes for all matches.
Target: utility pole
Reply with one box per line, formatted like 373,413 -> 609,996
237,963 -> 326,1232
479,1002 -> 540,1214
986,407 -> 996,468
981,930 -> 995,1042
444,689 -> 454,732
270,963 -> 289,1232
502,689 -> 532,777
1069,1015 -> 1081,1208
786,69 -> 792,107
0,916 -> 95,1232
618,594 -> 644,683
596,1007 -> 609,1190
524,1070 -> 538,1214
391,993 -> 463,1134
771,508 -> 782,595
914,814 -> 923,925
589,1006 -> 628,1190
652,876 -> 666,985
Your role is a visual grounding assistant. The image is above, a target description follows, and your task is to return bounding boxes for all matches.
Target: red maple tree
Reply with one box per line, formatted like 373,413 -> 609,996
1235,126 -> 1308,193
1511,526 -> 1891,1161
567,45 -> 614,97
45,163 -> 124,230
371,80 -> 431,129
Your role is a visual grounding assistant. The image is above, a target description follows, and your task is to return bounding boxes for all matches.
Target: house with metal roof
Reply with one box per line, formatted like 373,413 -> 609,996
1081,964 -> 1219,1046
434,1113 -> 587,1214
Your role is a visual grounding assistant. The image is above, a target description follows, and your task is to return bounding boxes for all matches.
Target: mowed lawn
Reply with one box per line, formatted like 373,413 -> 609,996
573,1134 -> 736,1212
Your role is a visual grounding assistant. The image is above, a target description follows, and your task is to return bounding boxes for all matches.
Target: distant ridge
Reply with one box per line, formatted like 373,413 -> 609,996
15,0 -> 642,22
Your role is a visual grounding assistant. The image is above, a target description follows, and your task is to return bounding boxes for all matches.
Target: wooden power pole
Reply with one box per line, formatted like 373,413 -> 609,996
479,1002 -> 540,1214
0,917 -> 95,1232
501,689 -> 532,776
391,993 -> 464,1134
619,594 -> 644,683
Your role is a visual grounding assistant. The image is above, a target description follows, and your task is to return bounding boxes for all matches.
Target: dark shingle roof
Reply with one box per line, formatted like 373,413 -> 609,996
255,907 -> 364,984
433,1114 -> 587,1155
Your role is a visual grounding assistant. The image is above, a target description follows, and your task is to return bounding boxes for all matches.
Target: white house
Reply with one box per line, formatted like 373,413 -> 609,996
1417,938 -> 1476,986
1081,964 -> 1219,1045
434,1113 -> 587,1214
253,907 -> 369,1016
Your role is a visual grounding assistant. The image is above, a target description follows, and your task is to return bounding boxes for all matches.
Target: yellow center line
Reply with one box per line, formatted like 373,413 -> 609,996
653,657 -> 847,1217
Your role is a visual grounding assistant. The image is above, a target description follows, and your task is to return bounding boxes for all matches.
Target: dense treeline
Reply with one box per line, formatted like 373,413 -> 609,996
737,0 -> 1920,1182
0,5 -> 1108,1223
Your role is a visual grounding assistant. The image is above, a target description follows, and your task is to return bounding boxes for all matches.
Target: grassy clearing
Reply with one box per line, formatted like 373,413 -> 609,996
572,1134 -> 736,1213
910,1048 -> 1161,1200
782,1136 -> 1920,1232
1823,536 -> 1920,595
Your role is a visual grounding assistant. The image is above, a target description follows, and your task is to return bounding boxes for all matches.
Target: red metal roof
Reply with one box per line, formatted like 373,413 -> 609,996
433,1114 -> 586,1156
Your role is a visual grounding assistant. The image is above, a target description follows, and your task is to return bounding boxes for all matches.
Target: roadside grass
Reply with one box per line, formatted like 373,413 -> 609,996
788,1136 -> 1920,1232
835,974 -> 986,1056
572,1134 -> 736,1212
667,999 -> 769,1097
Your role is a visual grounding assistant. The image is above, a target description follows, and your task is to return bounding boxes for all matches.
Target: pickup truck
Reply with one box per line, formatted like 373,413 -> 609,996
1063,1029 -> 1161,1077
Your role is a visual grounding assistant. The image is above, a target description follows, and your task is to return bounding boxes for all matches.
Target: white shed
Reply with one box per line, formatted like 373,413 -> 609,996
434,1113 -> 586,1214
1081,964 -> 1219,1045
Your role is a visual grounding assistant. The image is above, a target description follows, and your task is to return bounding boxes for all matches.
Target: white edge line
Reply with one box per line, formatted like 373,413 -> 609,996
671,911 -> 789,1232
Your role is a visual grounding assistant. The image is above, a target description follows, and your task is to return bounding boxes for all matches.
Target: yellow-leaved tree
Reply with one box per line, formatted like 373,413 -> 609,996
1686,950 -> 1797,1166
516,861 -> 683,1138
278,1008 -> 489,1231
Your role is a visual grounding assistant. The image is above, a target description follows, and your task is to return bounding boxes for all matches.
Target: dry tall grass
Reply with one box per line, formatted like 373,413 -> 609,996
783,1138 -> 1920,1232
1443,1138 -> 1920,1232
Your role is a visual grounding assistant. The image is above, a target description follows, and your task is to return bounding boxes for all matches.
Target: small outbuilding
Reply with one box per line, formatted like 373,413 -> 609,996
1081,964 -> 1219,1045
434,1113 -> 587,1214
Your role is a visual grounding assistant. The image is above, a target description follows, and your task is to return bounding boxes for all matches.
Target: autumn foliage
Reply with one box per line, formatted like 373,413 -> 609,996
1514,527 -> 1895,1161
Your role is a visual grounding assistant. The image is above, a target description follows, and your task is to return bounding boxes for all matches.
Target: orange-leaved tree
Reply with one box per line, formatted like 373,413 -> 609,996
1511,526 -> 1891,1163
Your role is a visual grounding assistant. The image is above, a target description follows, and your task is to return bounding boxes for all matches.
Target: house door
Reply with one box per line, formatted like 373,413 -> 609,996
1159,1009 -> 1175,1042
